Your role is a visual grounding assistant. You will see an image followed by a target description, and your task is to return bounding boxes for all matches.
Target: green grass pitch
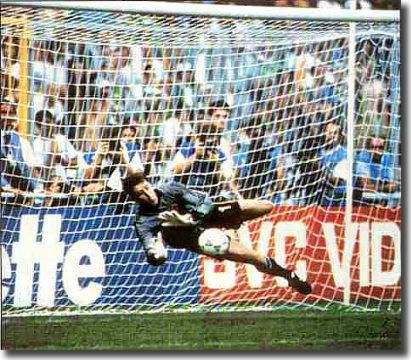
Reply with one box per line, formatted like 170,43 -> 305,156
2,311 -> 401,351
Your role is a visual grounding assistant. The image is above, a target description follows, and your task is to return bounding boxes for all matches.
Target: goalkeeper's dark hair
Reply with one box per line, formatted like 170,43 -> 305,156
122,171 -> 146,198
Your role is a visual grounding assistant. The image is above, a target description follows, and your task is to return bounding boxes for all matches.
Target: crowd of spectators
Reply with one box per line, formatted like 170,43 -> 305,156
0,14 -> 400,208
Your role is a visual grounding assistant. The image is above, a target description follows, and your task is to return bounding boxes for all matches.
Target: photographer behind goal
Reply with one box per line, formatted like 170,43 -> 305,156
171,123 -> 233,198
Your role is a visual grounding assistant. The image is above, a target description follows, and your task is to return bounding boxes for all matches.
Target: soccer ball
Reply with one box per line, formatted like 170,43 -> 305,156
198,228 -> 230,256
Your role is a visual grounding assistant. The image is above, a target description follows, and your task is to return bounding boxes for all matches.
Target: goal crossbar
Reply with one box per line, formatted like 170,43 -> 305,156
3,1 -> 400,22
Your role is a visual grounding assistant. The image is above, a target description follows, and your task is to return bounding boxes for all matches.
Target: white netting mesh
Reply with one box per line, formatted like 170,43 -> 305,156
1,4 -> 400,316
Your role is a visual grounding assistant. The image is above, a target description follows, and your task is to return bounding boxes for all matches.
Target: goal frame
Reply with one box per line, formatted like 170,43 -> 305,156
3,1 -> 400,22
1,1 -> 400,313
1,16 -> 30,137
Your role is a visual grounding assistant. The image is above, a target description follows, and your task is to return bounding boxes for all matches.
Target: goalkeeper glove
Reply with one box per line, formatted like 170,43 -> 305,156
158,210 -> 197,227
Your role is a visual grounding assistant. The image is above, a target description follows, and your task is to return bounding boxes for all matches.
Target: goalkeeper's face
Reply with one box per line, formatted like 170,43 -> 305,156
132,181 -> 159,206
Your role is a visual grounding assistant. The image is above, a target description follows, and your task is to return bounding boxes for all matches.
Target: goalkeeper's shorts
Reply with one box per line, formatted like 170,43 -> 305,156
204,201 -> 243,230
161,226 -> 203,251
160,200 -> 243,251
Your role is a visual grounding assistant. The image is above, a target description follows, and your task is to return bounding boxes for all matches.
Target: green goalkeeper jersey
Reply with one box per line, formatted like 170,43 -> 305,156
134,181 -> 214,251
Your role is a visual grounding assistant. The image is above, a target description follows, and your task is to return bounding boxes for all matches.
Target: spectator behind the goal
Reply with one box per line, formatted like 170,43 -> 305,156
239,124 -> 277,200
313,62 -> 339,106
171,123 -> 233,198
105,46 -> 142,115
32,83 -> 67,126
171,100 -> 234,197
32,110 -> 88,187
76,97 -> 111,153
170,61 -> 199,108
104,121 -> 145,192
291,122 -> 324,206
80,125 -> 137,193
0,100 -> 38,194
120,119 -> 141,161
354,135 -> 399,206
140,99 -> 164,140
206,99 -> 233,157
159,100 -> 193,150
43,173 -> 74,207
140,135 -> 174,186
141,62 -> 162,100
317,122 -> 348,207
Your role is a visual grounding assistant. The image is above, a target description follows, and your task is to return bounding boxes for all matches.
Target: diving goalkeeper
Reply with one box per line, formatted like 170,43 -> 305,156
123,171 -> 311,295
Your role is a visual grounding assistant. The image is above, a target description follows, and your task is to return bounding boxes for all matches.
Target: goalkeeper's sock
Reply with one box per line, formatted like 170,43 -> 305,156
264,257 -> 312,295
264,257 -> 289,278
286,272 -> 312,295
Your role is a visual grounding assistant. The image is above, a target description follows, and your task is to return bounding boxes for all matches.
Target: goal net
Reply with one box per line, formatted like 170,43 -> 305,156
1,3 -> 400,316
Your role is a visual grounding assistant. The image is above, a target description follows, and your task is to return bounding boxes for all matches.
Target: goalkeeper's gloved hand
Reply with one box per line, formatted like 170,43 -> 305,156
158,210 -> 197,227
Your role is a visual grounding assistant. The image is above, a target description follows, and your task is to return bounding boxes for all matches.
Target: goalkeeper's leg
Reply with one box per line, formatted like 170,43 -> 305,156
205,199 -> 274,229
237,199 -> 274,221
226,237 -> 311,295
197,229 -> 311,295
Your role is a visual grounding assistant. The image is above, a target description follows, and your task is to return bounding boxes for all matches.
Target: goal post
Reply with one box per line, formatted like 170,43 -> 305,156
1,2 -> 400,317
1,16 -> 30,137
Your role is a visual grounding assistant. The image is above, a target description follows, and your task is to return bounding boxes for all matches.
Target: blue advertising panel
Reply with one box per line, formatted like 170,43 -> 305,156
1,204 -> 201,309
